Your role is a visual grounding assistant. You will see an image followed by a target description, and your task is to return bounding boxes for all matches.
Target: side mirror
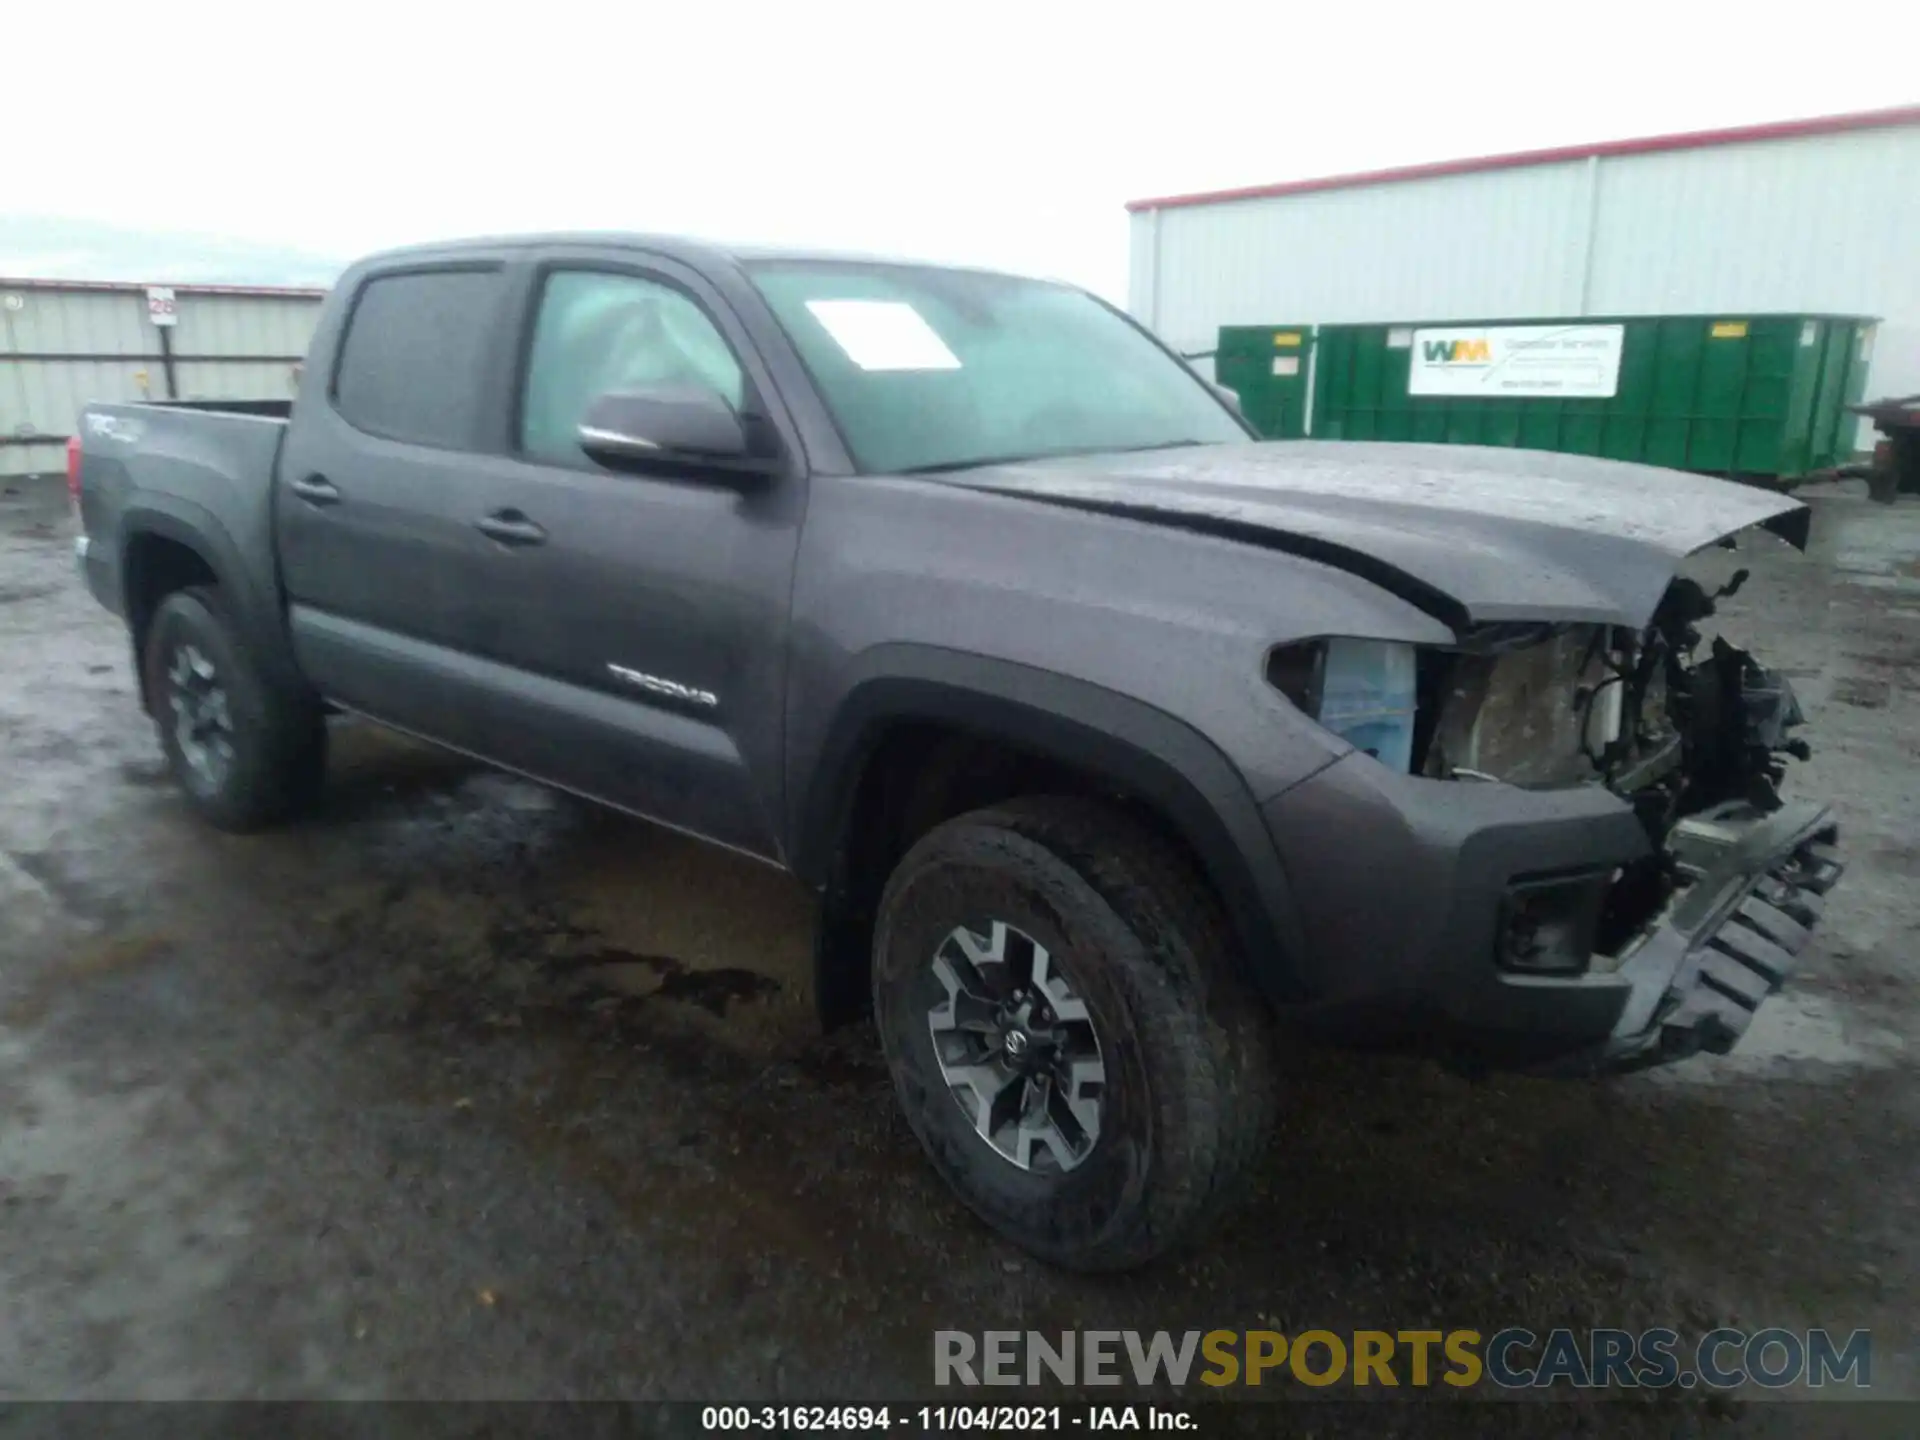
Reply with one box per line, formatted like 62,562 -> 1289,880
1209,380 -> 1245,419
577,386 -> 777,483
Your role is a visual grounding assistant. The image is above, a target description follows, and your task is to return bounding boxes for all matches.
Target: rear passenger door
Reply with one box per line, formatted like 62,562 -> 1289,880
276,259 -> 517,754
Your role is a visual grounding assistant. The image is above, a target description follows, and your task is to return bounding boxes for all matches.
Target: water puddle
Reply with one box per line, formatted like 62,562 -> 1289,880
556,948 -> 783,1016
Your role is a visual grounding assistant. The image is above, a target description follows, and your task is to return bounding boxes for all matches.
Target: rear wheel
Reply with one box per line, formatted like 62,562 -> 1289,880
143,586 -> 326,831
872,796 -> 1276,1270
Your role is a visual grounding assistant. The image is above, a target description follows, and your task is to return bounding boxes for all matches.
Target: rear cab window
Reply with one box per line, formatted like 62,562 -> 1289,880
332,268 -> 506,448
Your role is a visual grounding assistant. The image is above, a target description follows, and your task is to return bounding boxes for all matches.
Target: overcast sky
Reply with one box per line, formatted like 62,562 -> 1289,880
6,0 -> 1913,299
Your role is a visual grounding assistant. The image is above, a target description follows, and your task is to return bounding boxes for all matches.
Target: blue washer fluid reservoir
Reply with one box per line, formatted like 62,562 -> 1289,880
1318,638 -> 1418,773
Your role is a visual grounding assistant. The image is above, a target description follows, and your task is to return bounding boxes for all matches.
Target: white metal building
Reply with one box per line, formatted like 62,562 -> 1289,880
0,279 -> 326,478
1128,105 -> 1920,449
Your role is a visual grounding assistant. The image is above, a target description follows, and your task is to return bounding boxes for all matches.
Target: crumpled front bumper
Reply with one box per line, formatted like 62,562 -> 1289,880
1600,800 -> 1844,1072
1258,755 -> 1846,1073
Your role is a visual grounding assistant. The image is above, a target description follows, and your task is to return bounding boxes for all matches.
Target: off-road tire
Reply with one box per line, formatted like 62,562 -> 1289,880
872,795 -> 1277,1270
142,585 -> 327,831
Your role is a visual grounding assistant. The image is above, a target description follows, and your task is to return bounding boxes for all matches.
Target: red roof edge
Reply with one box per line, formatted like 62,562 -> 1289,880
1125,103 -> 1920,213
0,276 -> 329,298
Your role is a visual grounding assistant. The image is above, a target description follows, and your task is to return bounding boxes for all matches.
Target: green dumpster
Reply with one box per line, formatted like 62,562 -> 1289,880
1215,324 -> 1315,439
1219,313 -> 1877,482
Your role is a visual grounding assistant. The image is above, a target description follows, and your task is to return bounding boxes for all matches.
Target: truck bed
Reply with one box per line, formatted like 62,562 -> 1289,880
75,401 -> 291,636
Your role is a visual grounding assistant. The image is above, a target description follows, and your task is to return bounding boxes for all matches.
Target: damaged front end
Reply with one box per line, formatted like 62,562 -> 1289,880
1411,564 -> 1845,1070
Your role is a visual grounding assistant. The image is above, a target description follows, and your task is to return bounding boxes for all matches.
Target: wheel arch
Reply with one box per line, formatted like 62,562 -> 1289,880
793,647 -> 1309,1024
118,500 -> 301,707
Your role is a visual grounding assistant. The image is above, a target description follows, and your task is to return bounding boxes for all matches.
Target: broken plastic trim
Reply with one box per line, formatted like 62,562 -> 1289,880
1596,803 -> 1841,1072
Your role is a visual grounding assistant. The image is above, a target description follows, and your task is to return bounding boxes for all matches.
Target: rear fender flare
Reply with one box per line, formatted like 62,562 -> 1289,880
118,499 -> 303,699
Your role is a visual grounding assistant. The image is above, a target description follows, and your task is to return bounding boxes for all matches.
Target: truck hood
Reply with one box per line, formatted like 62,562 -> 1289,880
934,440 -> 1809,629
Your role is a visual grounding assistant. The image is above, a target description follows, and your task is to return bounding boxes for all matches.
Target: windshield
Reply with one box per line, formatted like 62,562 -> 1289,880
747,260 -> 1247,473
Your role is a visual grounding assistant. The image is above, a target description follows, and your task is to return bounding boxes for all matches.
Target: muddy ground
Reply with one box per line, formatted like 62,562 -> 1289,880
0,474 -> 1916,1428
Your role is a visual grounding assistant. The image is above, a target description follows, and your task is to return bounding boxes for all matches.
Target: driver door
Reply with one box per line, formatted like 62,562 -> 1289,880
451,253 -> 805,860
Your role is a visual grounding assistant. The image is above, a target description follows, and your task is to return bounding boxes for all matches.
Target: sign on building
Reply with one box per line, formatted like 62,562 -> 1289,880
146,287 -> 178,327
1408,324 -> 1624,398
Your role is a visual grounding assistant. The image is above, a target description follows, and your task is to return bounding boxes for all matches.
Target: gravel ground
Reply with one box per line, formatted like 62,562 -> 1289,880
0,474 -> 1915,1427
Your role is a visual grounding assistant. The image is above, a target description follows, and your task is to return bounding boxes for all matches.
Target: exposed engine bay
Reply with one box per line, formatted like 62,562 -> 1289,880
1413,561 -> 1816,955
1418,566 -> 1808,815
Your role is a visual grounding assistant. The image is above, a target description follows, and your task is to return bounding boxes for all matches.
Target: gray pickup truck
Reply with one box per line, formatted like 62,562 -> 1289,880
73,234 -> 1844,1269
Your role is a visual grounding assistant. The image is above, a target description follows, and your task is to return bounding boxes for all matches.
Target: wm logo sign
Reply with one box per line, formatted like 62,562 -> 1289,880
1409,323 -> 1623,398
1422,338 -> 1492,364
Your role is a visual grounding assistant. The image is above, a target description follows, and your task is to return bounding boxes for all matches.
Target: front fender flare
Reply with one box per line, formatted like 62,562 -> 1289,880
792,645 -> 1312,1011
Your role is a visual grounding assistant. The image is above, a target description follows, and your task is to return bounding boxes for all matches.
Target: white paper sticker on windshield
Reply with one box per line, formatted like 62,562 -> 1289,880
804,300 -> 961,372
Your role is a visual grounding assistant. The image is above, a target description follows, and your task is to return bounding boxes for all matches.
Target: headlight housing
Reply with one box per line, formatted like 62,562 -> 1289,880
1266,637 -> 1418,772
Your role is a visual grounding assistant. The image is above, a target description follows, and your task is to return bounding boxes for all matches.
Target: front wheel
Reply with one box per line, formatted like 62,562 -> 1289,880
143,586 -> 326,832
872,796 -> 1276,1270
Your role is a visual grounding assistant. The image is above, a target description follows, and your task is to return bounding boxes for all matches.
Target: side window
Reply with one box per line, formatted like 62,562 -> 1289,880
519,270 -> 746,465
333,268 -> 504,448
